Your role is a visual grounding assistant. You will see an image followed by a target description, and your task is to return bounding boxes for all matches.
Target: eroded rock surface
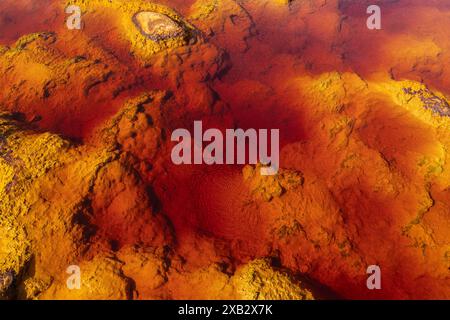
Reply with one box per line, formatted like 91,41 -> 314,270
133,11 -> 185,41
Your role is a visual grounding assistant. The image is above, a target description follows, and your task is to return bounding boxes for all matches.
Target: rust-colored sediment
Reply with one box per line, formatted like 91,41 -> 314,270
0,0 -> 449,300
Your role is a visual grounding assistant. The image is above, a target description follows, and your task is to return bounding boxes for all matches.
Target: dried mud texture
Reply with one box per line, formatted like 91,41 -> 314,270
0,0 -> 449,300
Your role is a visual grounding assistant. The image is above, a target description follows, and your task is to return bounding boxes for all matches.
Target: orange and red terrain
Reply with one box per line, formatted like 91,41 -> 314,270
0,0 -> 449,300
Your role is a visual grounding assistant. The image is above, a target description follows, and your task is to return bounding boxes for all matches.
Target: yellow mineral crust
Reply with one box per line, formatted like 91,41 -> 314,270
66,0 -> 199,60
164,258 -> 314,300
0,113 -> 116,299
243,164 -> 304,201
40,255 -> 131,300
0,0 -> 449,300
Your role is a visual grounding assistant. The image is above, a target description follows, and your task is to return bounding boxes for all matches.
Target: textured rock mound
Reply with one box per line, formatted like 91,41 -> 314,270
133,11 -> 185,41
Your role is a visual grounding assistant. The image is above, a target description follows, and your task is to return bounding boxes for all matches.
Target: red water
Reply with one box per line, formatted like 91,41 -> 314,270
1,0 -> 449,299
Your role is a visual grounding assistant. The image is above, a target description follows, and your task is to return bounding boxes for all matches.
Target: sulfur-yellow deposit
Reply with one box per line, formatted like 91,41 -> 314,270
0,0 -> 449,299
